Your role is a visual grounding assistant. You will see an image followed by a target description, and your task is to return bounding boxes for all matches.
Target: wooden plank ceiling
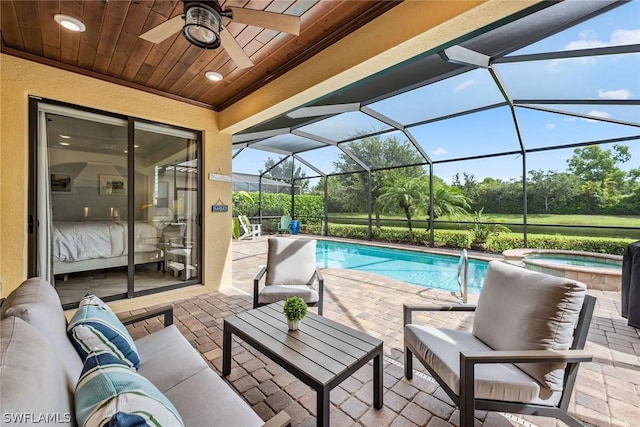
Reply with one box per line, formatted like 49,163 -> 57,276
1,0 -> 400,111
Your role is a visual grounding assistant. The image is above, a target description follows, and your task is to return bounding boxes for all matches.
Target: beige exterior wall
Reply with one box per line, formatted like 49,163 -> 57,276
0,54 -> 231,297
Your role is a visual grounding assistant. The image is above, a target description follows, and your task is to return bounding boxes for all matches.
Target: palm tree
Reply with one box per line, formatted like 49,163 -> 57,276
376,176 -> 428,230
430,185 -> 471,219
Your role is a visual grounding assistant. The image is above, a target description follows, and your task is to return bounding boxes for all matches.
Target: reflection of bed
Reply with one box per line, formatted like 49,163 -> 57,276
53,221 -> 162,275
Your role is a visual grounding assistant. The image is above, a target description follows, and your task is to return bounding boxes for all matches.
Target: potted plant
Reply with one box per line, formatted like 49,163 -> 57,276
468,208 -> 510,251
283,296 -> 308,331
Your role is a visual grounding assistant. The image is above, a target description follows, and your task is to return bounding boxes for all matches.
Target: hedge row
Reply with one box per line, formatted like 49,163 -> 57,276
299,223 -> 632,255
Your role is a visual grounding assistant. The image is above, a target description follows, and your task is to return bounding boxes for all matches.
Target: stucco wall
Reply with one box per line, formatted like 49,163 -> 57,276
0,54 -> 232,297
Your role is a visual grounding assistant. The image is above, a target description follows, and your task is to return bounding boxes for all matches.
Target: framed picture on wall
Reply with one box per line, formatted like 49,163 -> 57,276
100,175 -> 127,195
50,173 -> 72,193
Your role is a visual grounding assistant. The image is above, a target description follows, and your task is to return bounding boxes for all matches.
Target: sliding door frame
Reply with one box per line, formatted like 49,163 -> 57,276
28,96 -> 203,307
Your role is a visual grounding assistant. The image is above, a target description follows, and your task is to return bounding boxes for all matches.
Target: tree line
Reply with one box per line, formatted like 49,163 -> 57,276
317,136 -> 640,228
247,135 -> 639,230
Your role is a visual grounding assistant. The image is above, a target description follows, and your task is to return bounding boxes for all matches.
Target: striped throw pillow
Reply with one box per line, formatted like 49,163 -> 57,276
68,294 -> 140,369
76,351 -> 184,427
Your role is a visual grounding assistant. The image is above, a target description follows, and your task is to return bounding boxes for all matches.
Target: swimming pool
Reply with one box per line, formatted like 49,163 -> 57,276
316,240 -> 488,293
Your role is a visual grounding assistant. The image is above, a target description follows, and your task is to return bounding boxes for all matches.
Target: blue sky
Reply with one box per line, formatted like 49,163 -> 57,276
234,2 -> 640,184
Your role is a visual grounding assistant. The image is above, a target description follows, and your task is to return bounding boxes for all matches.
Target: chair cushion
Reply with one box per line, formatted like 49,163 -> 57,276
75,351 -> 184,427
405,324 -> 561,405
68,294 -> 140,369
164,368 -> 263,427
258,284 -> 319,305
135,324 -> 209,393
473,261 -> 586,392
1,317 -> 74,424
265,238 -> 317,286
0,277 -> 83,390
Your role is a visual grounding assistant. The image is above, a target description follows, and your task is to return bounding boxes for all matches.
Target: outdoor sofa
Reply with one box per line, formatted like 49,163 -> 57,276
0,278 -> 289,427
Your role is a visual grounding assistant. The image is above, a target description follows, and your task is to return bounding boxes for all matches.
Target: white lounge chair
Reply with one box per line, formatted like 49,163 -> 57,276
238,215 -> 261,240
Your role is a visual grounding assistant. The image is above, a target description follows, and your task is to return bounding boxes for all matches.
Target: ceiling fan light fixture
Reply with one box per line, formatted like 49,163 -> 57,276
183,2 -> 222,49
205,71 -> 223,81
54,14 -> 86,32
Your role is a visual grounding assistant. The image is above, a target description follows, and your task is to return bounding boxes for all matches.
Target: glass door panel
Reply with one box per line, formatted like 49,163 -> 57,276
133,123 -> 200,292
43,107 -> 129,305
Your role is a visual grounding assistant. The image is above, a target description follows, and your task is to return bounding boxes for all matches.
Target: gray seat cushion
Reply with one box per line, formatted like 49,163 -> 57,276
265,238 -> 317,286
258,284 -> 319,305
405,324 -> 561,405
0,278 -> 83,390
164,368 -> 263,427
473,261 -> 586,392
1,317 -> 75,425
135,324 -> 209,393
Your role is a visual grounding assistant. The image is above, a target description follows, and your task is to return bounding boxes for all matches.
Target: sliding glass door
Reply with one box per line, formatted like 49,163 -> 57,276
29,98 -> 201,307
133,122 -> 200,293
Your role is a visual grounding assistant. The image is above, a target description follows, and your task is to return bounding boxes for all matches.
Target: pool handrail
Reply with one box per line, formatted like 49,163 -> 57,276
457,249 -> 469,303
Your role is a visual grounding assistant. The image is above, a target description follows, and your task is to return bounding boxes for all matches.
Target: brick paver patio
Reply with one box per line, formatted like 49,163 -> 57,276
123,237 -> 640,426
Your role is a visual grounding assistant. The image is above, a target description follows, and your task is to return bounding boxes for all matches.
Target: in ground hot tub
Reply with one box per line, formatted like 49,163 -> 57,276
503,249 -> 622,291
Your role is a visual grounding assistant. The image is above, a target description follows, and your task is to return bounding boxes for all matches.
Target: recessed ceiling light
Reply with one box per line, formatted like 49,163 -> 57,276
54,14 -> 86,32
124,150 -> 128,154
59,142 -> 70,146
134,144 -> 140,148
59,134 -> 71,139
205,71 -> 223,82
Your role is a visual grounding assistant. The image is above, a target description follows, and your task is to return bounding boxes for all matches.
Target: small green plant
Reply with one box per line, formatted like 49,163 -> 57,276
468,208 -> 510,248
283,296 -> 308,321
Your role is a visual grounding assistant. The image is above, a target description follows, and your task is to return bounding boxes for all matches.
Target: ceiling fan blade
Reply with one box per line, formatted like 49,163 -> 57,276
220,29 -> 254,69
286,103 -> 361,119
139,15 -> 184,44
228,7 -> 300,36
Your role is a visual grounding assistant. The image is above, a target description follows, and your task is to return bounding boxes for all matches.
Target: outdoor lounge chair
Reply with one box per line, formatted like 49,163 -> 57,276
278,215 -> 292,234
403,260 -> 595,427
254,238 -> 324,315
238,215 -> 261,240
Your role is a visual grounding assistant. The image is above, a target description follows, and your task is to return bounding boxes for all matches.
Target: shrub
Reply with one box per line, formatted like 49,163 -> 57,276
490,233 -> 633,255
300,223 -> 631,255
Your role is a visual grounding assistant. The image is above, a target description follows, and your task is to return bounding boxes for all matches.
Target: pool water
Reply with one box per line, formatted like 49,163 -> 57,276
316,240 -> 488,293
526,254 -> 622,269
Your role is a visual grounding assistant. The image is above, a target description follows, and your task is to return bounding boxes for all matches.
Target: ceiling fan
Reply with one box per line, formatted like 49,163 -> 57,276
139,0 -> 301,69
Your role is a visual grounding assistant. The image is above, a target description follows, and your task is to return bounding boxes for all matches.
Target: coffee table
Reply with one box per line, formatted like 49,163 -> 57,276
223,302 -> 383,426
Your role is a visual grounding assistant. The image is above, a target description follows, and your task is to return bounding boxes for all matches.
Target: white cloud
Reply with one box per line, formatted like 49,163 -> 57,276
598,88 -> 632,99
432,148 -> 447,156
581,110 -> 612,123
564,28 -> 640,51
587,110 -> 611,119
611,29 -> 640,45
454,79 -> 478,93
545,123 -> 556,129
564,40 -> 608,50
